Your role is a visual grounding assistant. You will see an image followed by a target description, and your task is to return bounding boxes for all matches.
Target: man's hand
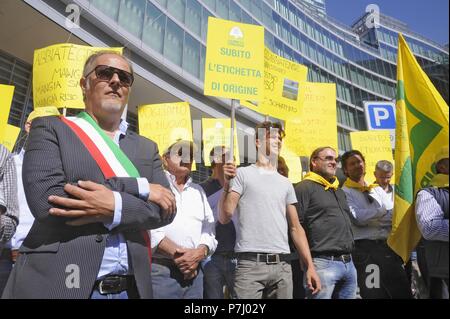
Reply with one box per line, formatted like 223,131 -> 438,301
173,247 -> 205,275
223,163 -> 237,181
48,180 -> 114,226
305,267 -> 321,295
148,184 -> 176,219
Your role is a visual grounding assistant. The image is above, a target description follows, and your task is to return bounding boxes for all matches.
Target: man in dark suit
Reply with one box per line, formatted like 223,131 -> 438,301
2,51 -> 176,299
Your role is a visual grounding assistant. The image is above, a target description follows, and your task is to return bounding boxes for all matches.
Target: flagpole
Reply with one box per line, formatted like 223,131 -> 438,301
229,99 -> 238,163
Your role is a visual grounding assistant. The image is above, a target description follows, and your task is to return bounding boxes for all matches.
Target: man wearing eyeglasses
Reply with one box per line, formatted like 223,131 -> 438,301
2,51 -> 176,299
219,121 -> 320,299
341,150 -> 411,299
294,147 -> 356,299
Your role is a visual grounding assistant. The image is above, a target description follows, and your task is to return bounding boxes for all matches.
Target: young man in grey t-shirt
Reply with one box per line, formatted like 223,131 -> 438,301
219,121 -> 321,299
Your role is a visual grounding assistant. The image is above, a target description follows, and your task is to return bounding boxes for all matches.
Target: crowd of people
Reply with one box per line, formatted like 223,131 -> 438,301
0,51 -> 448,299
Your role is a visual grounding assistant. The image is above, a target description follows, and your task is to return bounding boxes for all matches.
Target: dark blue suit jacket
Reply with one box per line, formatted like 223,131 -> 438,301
2,116 -> 173,299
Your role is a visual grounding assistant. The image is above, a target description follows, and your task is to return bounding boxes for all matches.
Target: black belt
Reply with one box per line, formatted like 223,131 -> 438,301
94,275 -> 135,295
313,253 -> 352,263
237,252 -> 291,264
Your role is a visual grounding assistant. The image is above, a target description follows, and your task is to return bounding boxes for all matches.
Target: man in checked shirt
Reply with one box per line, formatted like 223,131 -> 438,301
415,146 -> 449,299
0,143 -> 19,294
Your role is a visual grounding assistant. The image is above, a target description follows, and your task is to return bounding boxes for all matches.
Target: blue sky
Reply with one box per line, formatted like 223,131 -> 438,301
326,0 -> 449,45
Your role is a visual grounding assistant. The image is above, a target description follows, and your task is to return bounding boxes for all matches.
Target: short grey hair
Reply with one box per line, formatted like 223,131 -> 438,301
375,160 -> 393,173
82,50 -> 133,77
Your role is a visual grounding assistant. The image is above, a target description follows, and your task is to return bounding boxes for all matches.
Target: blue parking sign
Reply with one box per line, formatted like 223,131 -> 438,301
365,103 -> 395,129
364,102 -> 396,149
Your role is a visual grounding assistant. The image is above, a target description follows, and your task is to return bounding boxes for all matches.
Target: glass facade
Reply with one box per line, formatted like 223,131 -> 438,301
2,0 -> 448,155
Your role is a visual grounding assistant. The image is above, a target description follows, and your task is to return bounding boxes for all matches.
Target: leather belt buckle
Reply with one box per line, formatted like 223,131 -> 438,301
98,276 -> 124,295
339,254 -> 352,263
263,254 -> 280,264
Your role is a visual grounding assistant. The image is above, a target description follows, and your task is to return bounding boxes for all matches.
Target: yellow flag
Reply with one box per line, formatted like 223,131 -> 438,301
350,130 -> 395,181
284,82 -> 338,157
388,34 -> 449,263
202,118 -> 240,166
33,44 -> 123,109
204,17 -> 264,101
138,102 -> 196,170
0,84 -> 15,126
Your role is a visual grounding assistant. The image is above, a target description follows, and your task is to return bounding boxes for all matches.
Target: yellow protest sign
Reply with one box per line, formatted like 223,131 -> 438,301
0,124 -> 21,152
284,82 -> 338,157
202,118 -> 240,166
350,130 -> 395,181
33,44 -> 123,109
241,48 -> 308,119
138,102 -> 196,169
204,17 -> 264,101
280,147 -> 303,184
0,84 -> 15,126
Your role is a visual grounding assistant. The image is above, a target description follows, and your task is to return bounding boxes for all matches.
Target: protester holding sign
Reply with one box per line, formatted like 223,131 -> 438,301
219,121 -> 320,299
2,51 -> 176,299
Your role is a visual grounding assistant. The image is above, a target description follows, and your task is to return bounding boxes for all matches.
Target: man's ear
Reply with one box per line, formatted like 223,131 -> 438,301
80,77 -> 87,94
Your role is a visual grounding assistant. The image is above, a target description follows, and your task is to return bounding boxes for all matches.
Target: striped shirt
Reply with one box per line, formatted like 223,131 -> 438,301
415,190 -> 449,242
0,144 -> 19,245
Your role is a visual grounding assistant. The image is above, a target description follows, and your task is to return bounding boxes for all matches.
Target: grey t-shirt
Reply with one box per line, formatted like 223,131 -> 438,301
231,164 -> 297,254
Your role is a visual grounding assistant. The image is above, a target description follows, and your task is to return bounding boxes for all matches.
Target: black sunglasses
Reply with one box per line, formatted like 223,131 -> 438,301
85,65 -> 134,87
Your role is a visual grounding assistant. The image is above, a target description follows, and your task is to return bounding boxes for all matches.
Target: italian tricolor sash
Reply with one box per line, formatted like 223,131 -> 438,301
61,111 -> 152,266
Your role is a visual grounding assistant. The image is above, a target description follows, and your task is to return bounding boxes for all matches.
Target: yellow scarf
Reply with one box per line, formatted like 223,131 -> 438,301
430,174 -> 449,188
304,172 -> 339,190
344,178 -> 378,192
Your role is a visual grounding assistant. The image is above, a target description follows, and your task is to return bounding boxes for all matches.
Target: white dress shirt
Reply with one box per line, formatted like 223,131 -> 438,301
151,172 -> 217,257
10,149 -> 34,250
343,185 -> 394,240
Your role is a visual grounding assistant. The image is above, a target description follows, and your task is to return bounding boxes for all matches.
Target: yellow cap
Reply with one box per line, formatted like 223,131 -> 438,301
27,106 -> 60,123
435,146 -> 449,163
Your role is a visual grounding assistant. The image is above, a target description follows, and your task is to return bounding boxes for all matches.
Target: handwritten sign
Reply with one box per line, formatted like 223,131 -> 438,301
241,48 -> 308,119
202,118 -> 240,166
350,130 -> 394,180
138,102 -> 196,169
33,44 -> 122,109
284,82 -> 338,157
204,17 -> 264,101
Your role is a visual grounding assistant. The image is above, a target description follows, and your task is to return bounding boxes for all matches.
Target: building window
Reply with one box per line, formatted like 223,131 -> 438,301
91,0 -> 120,21
167,0 -> 186,24
183,33 -> 201,78
143,2 -> 166,54
229,0 -> 242,22
118,0 -> 145,38
185,0 -> 202,36
164,19 -> 184,66
216,0 -> 230,19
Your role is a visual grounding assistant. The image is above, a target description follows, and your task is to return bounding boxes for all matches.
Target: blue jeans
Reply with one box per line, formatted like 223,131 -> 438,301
151,262 -> 204,299
305,258 -> 357,299
203,254 -> 237,299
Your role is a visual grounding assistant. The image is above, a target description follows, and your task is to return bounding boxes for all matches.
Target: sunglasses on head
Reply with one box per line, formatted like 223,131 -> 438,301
85,65 -> 134,87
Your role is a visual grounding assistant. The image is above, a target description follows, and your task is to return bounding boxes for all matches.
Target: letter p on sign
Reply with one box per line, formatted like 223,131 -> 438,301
365,103 -> 395,129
